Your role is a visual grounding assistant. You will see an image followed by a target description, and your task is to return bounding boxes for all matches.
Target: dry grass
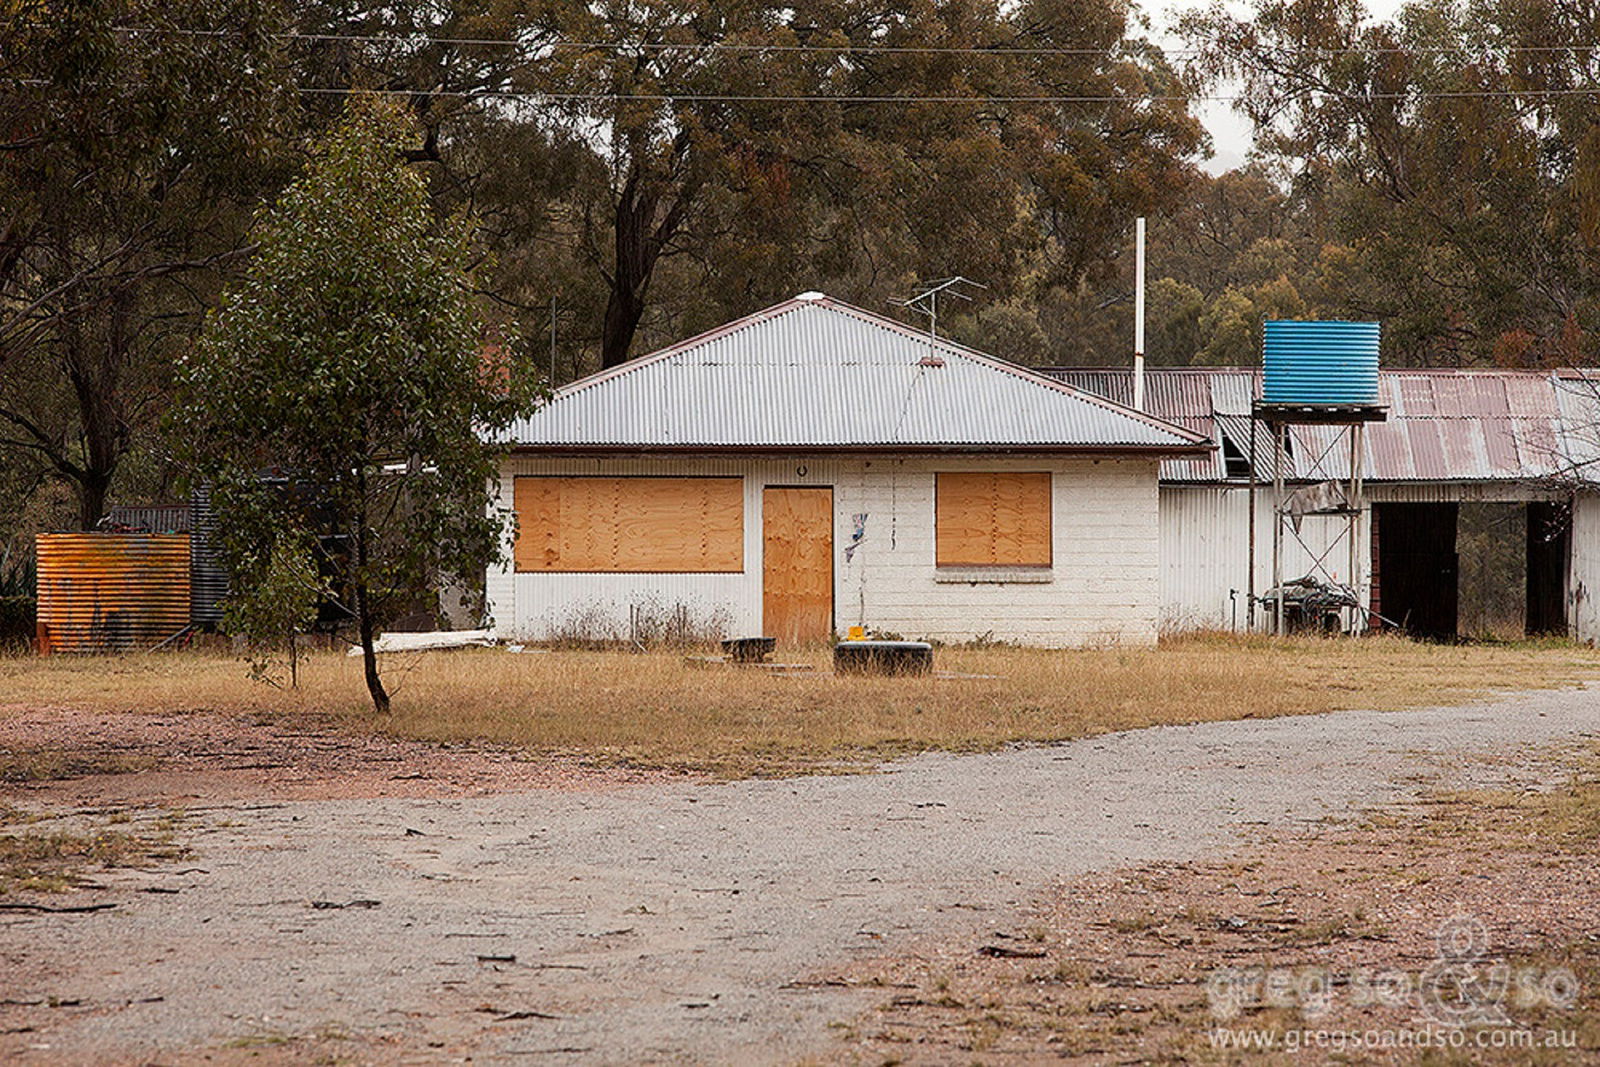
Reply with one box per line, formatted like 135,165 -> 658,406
0,807 -> 186,894
0,749 -> 156,783
2,633 -> 1598,777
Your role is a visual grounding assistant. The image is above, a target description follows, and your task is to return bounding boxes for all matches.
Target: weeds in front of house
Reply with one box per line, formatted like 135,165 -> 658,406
1,633 -> 1597,777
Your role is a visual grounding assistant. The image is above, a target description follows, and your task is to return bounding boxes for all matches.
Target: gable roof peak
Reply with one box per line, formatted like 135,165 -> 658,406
500,297 -> 1208,453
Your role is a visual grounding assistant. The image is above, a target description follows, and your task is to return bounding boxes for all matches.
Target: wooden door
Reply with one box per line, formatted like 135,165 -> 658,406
763,487 -> 833,645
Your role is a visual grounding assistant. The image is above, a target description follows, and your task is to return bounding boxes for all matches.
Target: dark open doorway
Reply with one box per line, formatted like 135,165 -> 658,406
1527,501 -> 1571,635
1373,500 -> 1571,640
1457,503 -> 1525,639
1373,503 -> 1459,640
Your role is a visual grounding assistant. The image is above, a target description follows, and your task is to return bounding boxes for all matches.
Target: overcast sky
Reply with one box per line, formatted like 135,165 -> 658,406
1143,0 -> 1410,173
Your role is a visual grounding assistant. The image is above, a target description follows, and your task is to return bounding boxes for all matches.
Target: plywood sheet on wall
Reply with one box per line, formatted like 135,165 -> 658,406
935,471 -> 1051,567
514,476 -> 743,572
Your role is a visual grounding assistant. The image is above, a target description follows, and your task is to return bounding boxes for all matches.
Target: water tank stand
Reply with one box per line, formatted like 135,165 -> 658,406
1253,404 -> 1387,637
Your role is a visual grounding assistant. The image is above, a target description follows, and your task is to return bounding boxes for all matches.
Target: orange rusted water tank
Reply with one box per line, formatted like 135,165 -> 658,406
35,534 -> 192,653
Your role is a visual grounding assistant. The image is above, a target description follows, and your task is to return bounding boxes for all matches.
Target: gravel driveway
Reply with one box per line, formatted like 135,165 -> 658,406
6,687 -> 1599,1064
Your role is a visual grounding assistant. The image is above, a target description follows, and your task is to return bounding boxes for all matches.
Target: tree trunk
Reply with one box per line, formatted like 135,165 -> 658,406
77,469 -> 113,532
355,579 -> 389,713
65,294 -> 129,530
599,159 -> 698,369
600,174 -> 661,369
351,495 -> 389,713
600,277 -> 648,370
288,629 -> 300,689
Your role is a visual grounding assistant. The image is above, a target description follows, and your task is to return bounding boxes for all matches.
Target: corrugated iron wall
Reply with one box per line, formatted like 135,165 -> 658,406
189,486 -> 227,628
103,505 -> 192,533
36,534 -> 191,653
1570,496 -> 1600,643
1159,486 -> 1367,632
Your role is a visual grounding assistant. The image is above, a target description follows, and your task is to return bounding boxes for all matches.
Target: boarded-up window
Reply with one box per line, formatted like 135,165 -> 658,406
935,472 -> 1052,567
514,476 -> 743,572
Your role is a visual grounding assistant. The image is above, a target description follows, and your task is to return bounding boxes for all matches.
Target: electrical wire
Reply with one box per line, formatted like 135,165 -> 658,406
289,86 -> 1600,103
103,24 -> 1600,59
15,77 -> 1600,104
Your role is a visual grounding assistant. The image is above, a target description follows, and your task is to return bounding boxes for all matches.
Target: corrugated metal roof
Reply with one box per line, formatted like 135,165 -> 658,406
1556,373 -> 1600,477
1045,366 -> 1600,484
1048,368 -> 1255,480
496,296 -> 1209,453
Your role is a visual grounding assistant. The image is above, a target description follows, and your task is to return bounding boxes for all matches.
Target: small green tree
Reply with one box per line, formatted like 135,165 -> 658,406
221,532 -> 326,690
175,98 -> 539,712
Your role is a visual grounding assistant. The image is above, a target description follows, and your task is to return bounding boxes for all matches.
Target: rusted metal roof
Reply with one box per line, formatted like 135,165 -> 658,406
496,295 -> 1209,454
103,504 -> 191,534
1044,366 -> 1600,484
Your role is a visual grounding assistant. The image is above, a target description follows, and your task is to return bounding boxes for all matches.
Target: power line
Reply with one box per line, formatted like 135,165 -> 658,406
291,85 -> 1600,104
107,25 -> 1600,58
17,76 -> 1600,105
118,26 -> 1157,55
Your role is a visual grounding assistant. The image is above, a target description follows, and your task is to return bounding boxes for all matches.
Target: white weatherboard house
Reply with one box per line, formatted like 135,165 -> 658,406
485,294 -> 1209,648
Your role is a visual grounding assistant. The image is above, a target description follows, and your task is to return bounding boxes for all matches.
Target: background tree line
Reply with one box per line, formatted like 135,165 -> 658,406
4,0 -> 1599,546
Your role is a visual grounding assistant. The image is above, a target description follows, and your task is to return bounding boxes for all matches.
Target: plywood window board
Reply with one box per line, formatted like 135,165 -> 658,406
514,476 -> 743,572
935,471 -> 1052,567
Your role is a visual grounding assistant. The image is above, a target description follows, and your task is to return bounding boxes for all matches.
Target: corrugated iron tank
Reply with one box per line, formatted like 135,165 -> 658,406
36,534 -> 191,653
1262,321 -> 1381,405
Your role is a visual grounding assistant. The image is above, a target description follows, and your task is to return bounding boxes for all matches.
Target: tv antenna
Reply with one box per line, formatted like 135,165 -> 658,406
893,276 -> 987,338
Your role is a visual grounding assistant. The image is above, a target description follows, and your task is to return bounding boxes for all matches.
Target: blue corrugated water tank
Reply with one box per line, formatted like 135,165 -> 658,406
1262,320 -> 1380,404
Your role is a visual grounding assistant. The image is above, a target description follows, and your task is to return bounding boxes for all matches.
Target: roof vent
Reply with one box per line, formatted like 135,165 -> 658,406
795,290 -> 825,302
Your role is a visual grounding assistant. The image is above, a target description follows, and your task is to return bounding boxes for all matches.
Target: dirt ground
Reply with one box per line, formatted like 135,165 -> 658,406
833,779 -> 1600,1063
4,690 -> 1600,1064
0,706 -> 681,807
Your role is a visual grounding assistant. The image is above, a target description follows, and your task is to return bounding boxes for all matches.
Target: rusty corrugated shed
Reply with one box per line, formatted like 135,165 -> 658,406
36,534 -> 191,653
494,295 -> 1208,454
1048,368 -> 1258,480
1048,366 -> 1600,485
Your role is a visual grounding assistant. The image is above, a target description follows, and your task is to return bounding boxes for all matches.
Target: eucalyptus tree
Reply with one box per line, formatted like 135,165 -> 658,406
1180,0 -> 1600,367
176,101 -> 540,713
292,0 -> 1205,369
0,0 -> 295,527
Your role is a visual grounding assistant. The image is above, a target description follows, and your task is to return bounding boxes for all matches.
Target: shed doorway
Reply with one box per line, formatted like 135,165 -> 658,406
1527,501 -> 1571,635
1374,501 -> 1571,640
1372,503 -> 1459,640
762,487 -> 834,646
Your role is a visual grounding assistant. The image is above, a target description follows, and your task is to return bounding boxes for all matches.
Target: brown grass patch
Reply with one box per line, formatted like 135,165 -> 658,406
0,749 -> 156,783
0,808 -> 186,894
2,633 -> 1598,777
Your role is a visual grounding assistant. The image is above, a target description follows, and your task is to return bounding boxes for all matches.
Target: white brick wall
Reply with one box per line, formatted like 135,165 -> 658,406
487,453 -> 1162,648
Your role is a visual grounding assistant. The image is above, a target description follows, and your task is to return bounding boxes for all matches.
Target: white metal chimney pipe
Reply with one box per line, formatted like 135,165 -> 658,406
1134,216 -> 1146,412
